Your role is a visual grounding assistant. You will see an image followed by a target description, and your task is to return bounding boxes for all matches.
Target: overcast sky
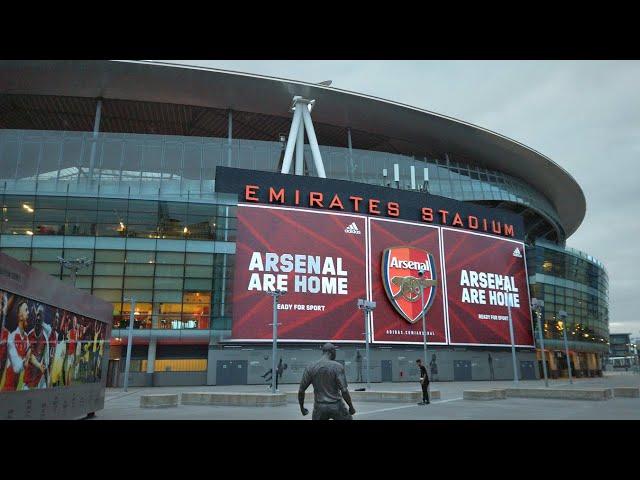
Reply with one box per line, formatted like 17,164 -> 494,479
165,60 -> 640,338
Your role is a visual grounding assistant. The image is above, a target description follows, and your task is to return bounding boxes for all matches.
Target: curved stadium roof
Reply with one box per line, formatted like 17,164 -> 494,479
0,60 -> 586,237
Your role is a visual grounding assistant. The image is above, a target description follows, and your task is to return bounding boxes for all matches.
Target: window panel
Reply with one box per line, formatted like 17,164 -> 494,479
92,289 -> 122,302
126,251 -> 155,263
124,277 -> 153,289
93,276 -> 123,289
156,252 -> 185,265
94,263 -> 124,276
125,263 -> 154,276
31,248 -> 62,261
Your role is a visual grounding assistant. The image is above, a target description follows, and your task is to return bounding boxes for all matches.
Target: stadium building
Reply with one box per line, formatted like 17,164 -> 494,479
0,60 -> 609,386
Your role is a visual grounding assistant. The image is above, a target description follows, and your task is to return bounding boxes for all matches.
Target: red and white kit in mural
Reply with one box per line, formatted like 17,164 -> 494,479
0,290 -> 106,392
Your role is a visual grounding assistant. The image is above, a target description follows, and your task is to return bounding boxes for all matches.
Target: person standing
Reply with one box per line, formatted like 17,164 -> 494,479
24,305 -> 51,389
416,359 -> 430,405
429,353 -> 438,382
64,315 -> 78,386
355,350 -> 363,382
488,353 -> 495,381
298,343 -> 356,420
3,300 -> 32,391
276,358 -> 285,387
0,292 -> 14,389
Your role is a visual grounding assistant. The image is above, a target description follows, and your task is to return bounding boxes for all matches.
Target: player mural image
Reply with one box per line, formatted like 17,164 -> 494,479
381,246 -> 438,324
0,289 -> 106,392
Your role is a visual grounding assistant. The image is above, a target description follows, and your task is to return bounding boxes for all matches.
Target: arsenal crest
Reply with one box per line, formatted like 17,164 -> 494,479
382,246 -> 438,324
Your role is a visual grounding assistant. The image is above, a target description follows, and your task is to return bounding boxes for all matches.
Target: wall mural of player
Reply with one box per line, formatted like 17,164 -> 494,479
0,288 -> 106,392
262,358 -> 287,390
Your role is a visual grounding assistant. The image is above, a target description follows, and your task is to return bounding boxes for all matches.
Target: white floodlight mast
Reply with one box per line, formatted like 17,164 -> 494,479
281,96 -> 326,178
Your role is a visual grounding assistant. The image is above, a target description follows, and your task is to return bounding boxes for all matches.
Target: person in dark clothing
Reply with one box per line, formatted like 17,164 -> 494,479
488,353 -> 495,381
416,359 -> 430,405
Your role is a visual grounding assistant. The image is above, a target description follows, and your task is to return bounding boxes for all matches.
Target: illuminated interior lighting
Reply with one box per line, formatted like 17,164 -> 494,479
22,204 -> 34,213
26,230 -> 34,235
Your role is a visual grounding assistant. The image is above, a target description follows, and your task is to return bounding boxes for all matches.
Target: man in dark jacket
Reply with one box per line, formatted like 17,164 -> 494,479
416,359 -> 430,405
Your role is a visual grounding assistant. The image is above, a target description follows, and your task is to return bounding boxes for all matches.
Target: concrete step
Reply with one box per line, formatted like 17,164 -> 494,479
506,388 -> 612,401
613,387 -> 640,398
181,392 -> 287,407
140,394 -> 179,408
285,390 -> 441,403
463,389 -> 507,400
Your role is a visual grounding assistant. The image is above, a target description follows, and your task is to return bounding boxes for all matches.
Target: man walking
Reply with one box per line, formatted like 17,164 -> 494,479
298,343 -> 357,420
416,359 -> 430,405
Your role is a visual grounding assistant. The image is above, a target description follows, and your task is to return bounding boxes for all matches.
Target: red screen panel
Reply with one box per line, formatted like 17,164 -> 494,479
442,228 -> 533,346
231,204 -> 368,342
369,218 -> 447,344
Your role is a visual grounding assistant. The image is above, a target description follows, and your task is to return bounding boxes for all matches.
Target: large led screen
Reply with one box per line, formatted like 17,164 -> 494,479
231,203 -> 534,347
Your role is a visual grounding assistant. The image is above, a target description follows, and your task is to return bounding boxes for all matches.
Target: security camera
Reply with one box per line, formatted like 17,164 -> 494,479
417,268 -> 425,278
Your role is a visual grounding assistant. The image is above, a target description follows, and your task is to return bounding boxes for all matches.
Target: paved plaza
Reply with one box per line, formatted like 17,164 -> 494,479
95,373 -> 640,420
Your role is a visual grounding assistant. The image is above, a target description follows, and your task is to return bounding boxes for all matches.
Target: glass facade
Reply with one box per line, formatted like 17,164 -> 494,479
0,128 -> 564,241
526,241 -> 609,355
0,192 -> 237,333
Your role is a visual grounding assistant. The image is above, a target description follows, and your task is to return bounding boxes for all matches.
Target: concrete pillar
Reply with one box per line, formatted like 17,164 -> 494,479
152,302 -> 160,329
145,337 -> 157,387
207,339 -> 218,385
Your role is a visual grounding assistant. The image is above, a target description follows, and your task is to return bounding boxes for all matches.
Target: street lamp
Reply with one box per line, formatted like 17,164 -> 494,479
506,293 -> 519,384
57,256 -> 93,287
531,298 -> 549,387
266,289 -> 286,394
122,296 -> 136,392
417,268 -> 437,375
357,298 -> 376,390
558,310 -> 573,384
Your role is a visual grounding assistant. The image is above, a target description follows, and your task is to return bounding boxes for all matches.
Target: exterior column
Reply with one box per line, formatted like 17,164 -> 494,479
227,109 -> 232,167
347,128 -> 354,180
295,122 -> 304,175
146,337 -> 157,387
152,302 -> 160,329
88,98 -> 103,183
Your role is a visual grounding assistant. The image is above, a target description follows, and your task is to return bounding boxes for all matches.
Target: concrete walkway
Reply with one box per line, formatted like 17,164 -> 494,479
97,373 -> 640,420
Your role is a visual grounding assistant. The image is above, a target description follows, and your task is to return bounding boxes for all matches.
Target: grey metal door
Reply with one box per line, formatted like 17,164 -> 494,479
106,359 -> 120,387
454,360 -> 472,381
520,360 -> 536,380
216,361 -> 232,385
381,360 -> 393,382
232,360 -> 248,385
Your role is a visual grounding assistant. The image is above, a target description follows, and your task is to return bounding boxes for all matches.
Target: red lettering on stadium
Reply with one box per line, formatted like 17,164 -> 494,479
243,185 -> 516,238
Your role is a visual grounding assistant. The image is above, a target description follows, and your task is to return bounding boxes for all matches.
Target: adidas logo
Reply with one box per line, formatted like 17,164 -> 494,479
344,222 -> 361,235
512,248 -> 522,258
